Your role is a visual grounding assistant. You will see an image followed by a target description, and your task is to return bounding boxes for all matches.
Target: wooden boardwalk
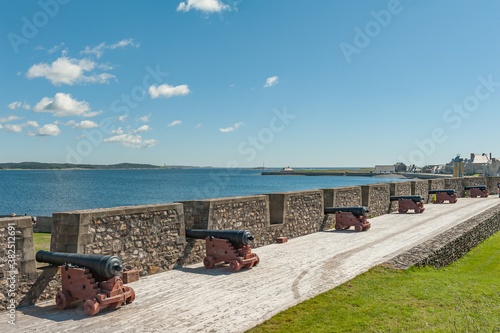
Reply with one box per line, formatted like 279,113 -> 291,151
5,197 -> 500,333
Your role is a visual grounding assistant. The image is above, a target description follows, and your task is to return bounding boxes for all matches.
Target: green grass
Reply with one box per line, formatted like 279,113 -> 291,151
33,232 -> 51,267
33,232 -> 51,253
248,232 -> 500,332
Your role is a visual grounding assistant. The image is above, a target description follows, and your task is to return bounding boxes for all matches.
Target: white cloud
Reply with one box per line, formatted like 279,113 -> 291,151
26,56 -> 115,85
264,76 -> 279,88
0,115 -> 23,123
111,127 -> 124,135
195,123 -> 202,129
63,120 -> 76,127
82,110 -> 103,118
137,113 -> 151,122
2,120 -> 40,134
149,84 -> 191,99
75,134 -> 86,140
7,101 -> 31,110
73,120 -> 99,129
104,134 -> 158,149
168,120 -> 182,127
81,39 -> 140,58
135,124 -> 151,133
33,123 -> 62,136
24,121 -> 39,128
177,0 -> 229,13
3,124 -> 23,133
7,102 -> 21,110
219,122 -> 244,133
33,93 -> 98,117
118,115 -> 128,122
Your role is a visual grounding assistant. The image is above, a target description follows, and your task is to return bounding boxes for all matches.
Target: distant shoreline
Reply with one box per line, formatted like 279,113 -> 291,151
0,162 -> 197,170
0,167 -> 188,171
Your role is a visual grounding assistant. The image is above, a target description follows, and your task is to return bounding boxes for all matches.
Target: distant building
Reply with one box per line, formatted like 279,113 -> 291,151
485,158 -> 500,176
406,164 -> 422,173
394,162 -> 407,172
465,153 -> 491,175
375,165 -> 395,173
436,164 -> 446,174
422,164 -> 448,174
422,165 -> 438,173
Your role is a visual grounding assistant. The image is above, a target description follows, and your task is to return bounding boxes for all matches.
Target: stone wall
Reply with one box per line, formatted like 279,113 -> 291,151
385,204 -> 500,269
361,183 -> 390,217
182,195 -> 270,248
182,201 -> 211,230
389,181 -> 412,213
444,177 -> 465,197
33,216 -> 52,233
462,176 -> 486,187
322,186 -> 362,229
52,204 -> 186,276
411,180 -> 429,202
428,179 -> 445,191
278,190 -> 324,238
486,176 -> 500,195
182,191 -> 324,248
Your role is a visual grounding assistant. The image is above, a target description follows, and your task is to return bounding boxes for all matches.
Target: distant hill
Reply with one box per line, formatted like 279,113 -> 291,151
0,162 -> 186,170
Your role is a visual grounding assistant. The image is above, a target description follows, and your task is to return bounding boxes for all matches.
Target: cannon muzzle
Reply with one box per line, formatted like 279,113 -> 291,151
185,229 -> 255,246
390,195 -> 425,202
324,206 -> 369,216
36,251 -> 123,279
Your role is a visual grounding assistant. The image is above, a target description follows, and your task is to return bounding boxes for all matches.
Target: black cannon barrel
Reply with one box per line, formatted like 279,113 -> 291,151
36,251 -> 123,278
185,229 -> 255,246
390,195 -> 425,202
324,206 -> 369,216
464,185 -> 488,190
428,189 -> 457,195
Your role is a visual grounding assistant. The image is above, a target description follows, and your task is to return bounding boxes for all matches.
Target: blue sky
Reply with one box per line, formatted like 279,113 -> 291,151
1,0 -> 500,167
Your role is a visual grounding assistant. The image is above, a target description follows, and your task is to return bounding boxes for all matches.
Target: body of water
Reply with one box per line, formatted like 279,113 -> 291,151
0,168 -> 406,217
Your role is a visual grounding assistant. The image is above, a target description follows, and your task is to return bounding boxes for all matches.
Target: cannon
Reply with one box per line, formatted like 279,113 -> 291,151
428,189 -> 457,204
390,195 -> 425,214
36,251 -> 135,316
464,185 -> 489,198
324,206 -> 371,231
185,229 -> 259,272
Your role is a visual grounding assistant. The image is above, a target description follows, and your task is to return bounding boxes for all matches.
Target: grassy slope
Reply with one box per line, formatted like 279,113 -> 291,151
33,232 -> 51,267
249,231 -> 500,332
33,232 -> 51,253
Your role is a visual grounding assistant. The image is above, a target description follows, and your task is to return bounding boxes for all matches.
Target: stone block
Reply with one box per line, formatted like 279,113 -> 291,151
122,269 -> 140,284
276,237 -> 288,243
